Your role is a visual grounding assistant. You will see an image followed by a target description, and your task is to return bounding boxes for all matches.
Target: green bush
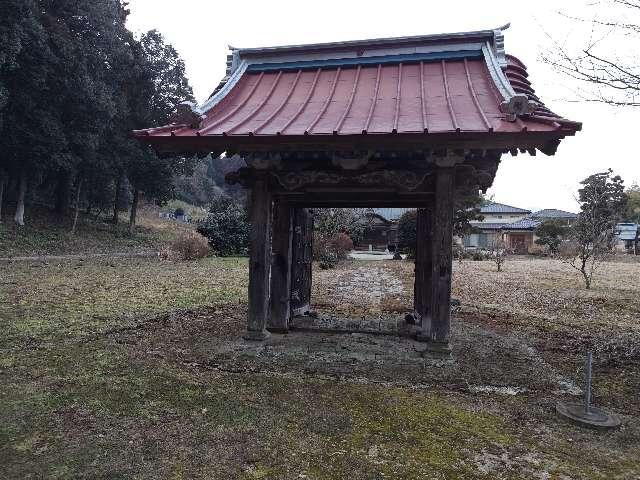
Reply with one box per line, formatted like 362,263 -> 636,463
196,196 -> 250,256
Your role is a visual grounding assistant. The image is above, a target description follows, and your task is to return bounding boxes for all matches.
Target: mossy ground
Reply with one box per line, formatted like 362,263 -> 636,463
0,205 -> 191,257
1,257 -> 639,479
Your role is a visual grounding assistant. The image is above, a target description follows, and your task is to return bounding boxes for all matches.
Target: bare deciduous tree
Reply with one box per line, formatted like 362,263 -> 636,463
489,233 -> 508,272
542,0 -> 640,106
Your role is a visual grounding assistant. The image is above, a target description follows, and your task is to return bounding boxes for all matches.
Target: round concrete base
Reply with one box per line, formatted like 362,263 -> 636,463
243,330 -> 271,342
556,402 -> 621,430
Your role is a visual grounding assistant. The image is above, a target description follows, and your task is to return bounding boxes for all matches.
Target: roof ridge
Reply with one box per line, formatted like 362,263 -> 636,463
234,26 -> 508,55
482,201 -> 531,212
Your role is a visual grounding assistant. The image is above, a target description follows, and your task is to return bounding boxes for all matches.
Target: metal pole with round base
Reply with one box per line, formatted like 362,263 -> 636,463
556,350 -> 621,430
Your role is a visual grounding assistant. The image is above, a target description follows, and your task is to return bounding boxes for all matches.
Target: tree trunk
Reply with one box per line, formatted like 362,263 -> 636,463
128,188 -> 139,234
54,170 -> 72,215
581,260 -> 591,289
71,178 -> 83,235
0,176 -> 6,222
112,174 -> 122,225
14,172 -> 27,226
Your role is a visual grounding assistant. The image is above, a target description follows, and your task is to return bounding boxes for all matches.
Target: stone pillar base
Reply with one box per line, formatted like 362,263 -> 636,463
425,340 -> 452,354
415,331 -> 430,343
267,327 -> 289,334
415,333 -> 451,352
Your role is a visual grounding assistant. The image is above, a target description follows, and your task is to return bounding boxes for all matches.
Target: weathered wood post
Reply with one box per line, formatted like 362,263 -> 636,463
244,176 -> 273,341
268,199 -> 293,333
414,207 -> 432,328
418,163 -> 455,351
290,208 -> 313,316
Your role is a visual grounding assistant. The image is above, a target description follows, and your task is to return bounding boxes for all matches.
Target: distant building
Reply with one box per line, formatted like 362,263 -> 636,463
465,203 -> 531,251
357,208 -> 410,251
614,223 -> 639,254
356,203 -> 579,254
465,203 -> 577,253
159,211 -> 191,223
529,209 -> 578,225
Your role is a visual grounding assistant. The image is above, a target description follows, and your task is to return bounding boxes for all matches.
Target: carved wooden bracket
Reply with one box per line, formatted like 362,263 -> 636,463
331,151 -> 372,170
245,153 -> 282,170
271,170 -> 429,192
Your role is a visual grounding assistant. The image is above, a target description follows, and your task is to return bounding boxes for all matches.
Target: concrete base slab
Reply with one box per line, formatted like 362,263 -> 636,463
290,313 -> 421,338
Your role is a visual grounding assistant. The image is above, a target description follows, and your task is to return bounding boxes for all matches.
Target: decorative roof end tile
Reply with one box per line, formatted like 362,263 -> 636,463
499,94 -> 538,122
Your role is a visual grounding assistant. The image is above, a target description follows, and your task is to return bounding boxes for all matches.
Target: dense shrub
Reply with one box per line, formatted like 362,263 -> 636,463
472,249 -> 490,261
333,232 -> 354,255
318,249 -> 339,270
313,232 -> 354,269
162,230 -> 210,261
535,220 -> 569,254
313,208 -> 369,245
196,196 -> 250,256
397,210 -> 418,256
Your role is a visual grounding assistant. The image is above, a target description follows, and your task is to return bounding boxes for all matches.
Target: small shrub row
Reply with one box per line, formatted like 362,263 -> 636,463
453,245 -> 491,261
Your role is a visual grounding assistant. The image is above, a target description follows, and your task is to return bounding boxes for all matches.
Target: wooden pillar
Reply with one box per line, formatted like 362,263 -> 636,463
268,200 -> 293,333
418,166 -> 455,350
290,208 -> 313,316
414,207 -> 432,325
244,177 -> 273,341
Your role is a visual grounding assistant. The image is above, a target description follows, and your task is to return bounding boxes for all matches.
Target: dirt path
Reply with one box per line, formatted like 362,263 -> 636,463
313,265 -> 405,315
0,251 -> 157,262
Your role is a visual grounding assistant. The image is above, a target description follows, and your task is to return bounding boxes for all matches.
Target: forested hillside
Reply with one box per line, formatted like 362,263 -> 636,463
172,155 -> 246,206
0,0 -> 218,232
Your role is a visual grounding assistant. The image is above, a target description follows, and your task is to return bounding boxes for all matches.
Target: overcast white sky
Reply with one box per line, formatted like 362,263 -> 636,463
127,0 -> 639,212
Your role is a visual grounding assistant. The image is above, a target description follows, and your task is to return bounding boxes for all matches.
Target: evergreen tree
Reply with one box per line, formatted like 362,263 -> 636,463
125,30 -> 196,232
535,220 -> 569,254
566,169 -> 626,289
624,184 -> 640,223
41,0 -> 136,215
0,0 -> 61,225
0,1 -> 195,228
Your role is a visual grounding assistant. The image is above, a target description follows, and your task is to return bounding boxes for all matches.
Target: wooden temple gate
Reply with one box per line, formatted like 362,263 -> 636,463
135,26 -> 580,351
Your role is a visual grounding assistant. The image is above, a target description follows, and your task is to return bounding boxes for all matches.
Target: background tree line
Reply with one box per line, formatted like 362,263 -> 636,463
0,0 -> 197,231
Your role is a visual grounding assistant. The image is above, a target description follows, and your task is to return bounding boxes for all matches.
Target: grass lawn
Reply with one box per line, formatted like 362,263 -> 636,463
1,256 -> 639,479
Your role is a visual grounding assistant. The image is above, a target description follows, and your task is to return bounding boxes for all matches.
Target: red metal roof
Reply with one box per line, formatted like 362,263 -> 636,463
134,28 -> 581,150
